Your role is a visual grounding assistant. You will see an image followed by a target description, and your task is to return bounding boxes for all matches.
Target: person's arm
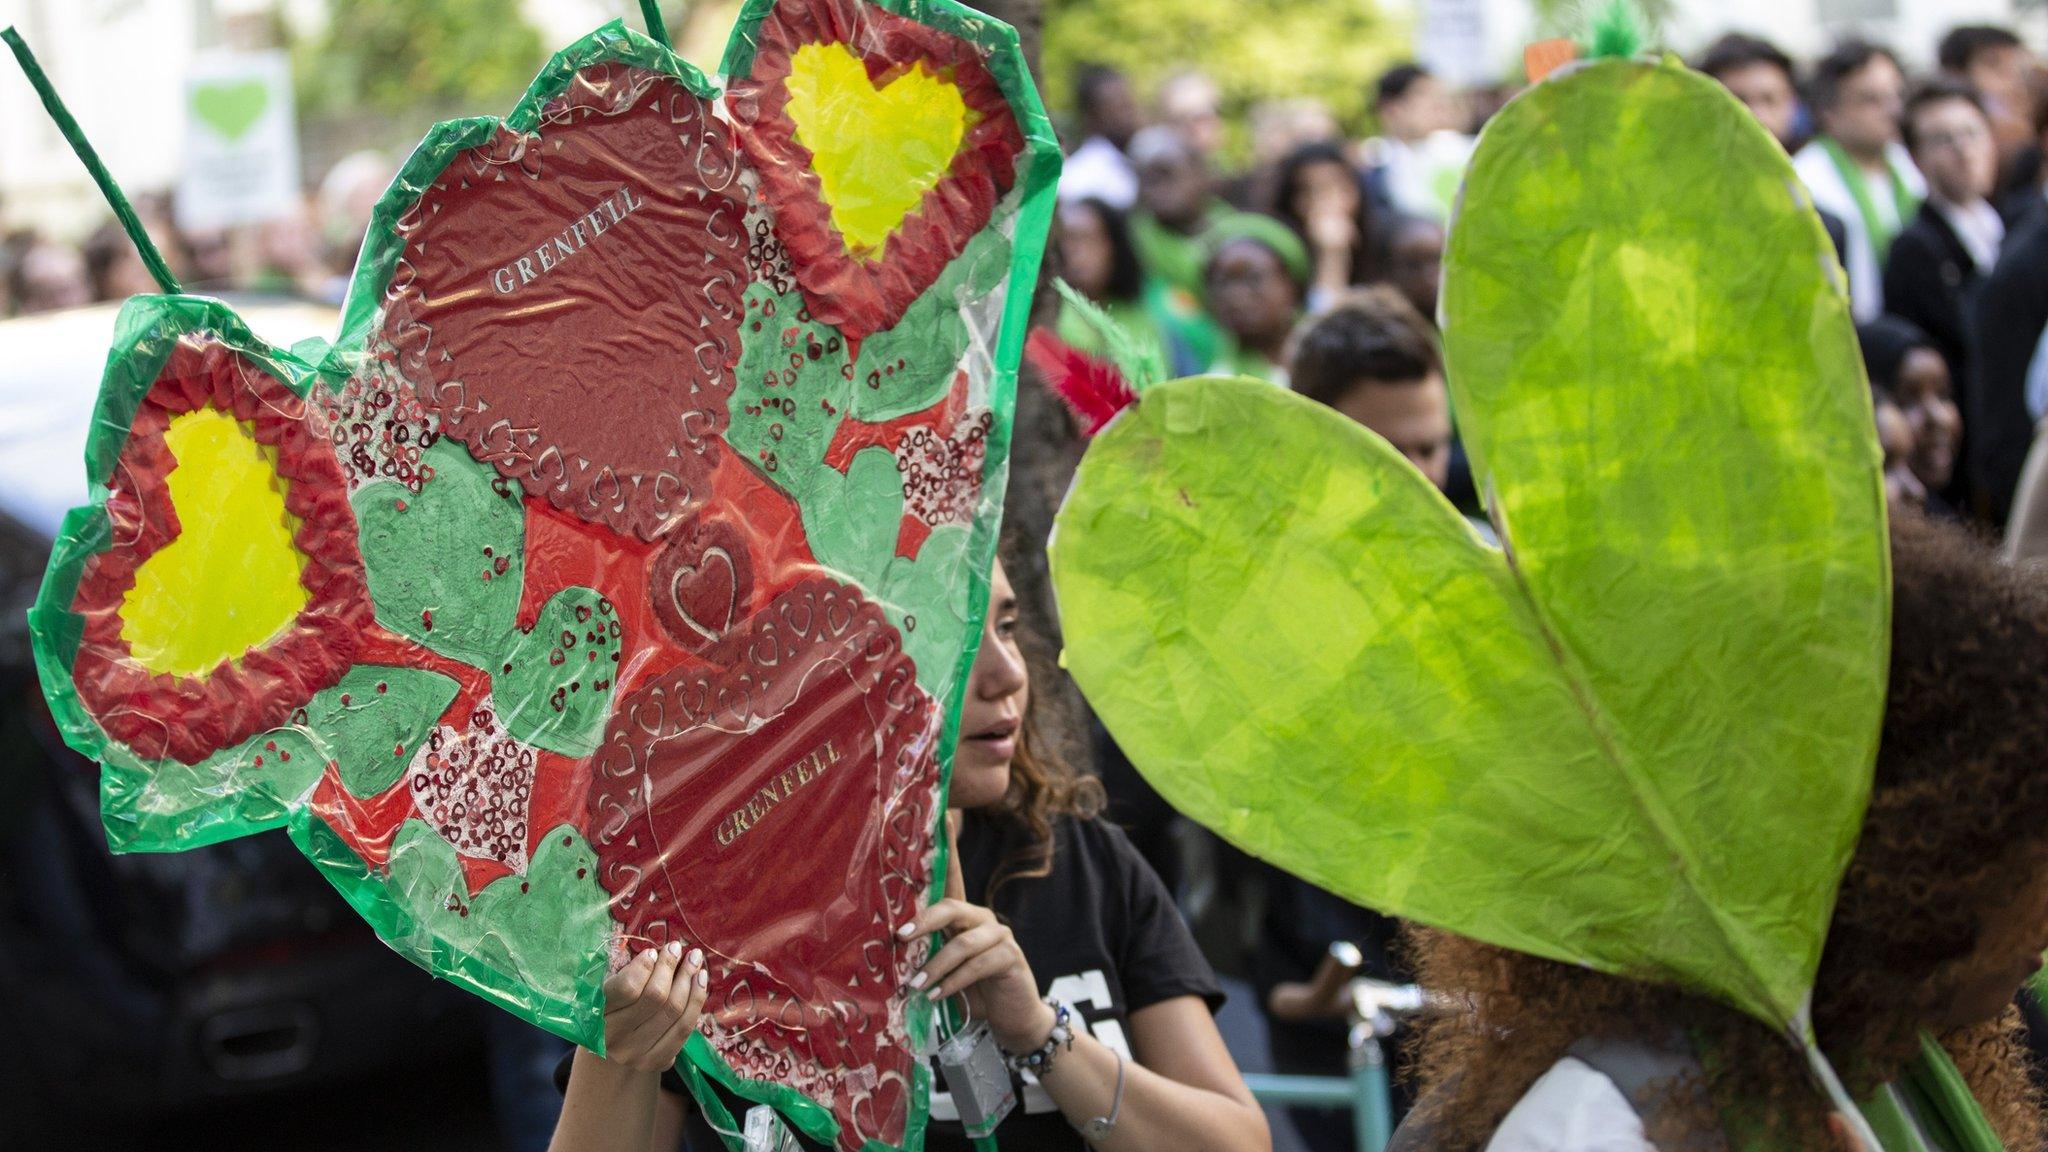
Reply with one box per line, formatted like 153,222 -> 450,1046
909,916 -> 1269,1152
549,943 -> 708,1152
1030,995 -> 1269,1152
902,816 -> 1268,1152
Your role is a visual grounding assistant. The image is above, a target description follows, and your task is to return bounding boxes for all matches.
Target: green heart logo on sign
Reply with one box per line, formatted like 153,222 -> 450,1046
1052,53 -> 1886,1047
192,78 -> 270,141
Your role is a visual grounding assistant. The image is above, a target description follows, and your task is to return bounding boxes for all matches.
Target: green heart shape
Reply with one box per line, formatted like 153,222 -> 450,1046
26,9 -> 1061,1151
1050,57 -> 1886,1033
192,78 -> 270,142
355,437 -> 525,669
492,587 -> 620,757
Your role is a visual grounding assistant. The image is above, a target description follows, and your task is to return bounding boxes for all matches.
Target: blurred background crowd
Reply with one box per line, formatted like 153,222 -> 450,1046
5,2 -> 2048,1151
6,4 -> 2046,532
1036,21 -> 2048,539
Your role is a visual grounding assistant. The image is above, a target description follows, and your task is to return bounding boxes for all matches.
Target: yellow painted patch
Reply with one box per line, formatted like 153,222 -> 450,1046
120,408 -> 310,677
784,42 -> 968,257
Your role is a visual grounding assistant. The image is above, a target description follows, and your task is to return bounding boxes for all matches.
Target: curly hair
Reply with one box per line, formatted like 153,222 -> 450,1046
1404,514 -> 2048,1149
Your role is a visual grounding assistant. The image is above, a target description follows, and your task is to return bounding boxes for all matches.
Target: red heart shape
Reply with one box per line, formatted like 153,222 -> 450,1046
650,517 -> 755,653
588,575 -> 939,1150
69,337 -> 372,764
382,61 -> 752,541
728,0 -> 1025,341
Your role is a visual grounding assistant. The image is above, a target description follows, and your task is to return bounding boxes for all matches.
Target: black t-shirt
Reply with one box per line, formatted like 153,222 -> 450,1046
557,810 -> 1222,1152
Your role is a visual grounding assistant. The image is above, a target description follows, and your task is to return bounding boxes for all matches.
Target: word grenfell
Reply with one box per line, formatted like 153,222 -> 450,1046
715,739 -> 841,848
489,184 -> 645,294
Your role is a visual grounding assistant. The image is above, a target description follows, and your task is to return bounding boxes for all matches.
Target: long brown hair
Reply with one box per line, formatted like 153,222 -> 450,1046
974,545 -> 1106,905
1404,515 -> 2048,1148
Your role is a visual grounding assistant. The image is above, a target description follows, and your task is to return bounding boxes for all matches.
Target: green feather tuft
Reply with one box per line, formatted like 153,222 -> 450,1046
1052,279 -> 1165,391
1579,0 -> 1648,60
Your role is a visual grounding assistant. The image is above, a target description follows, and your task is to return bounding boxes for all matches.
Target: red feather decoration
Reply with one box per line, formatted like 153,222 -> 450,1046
1025,329 -> 1138,437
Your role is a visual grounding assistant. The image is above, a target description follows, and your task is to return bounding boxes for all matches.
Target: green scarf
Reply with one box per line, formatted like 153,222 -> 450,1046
1140,274 -> 1220,375
1130,202 -> 1231,294
1206,336 -> 1288,385
1820,137 -> 1920,264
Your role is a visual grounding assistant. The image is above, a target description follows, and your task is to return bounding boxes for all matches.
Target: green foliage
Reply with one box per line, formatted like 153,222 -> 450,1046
1041,0 -> 1408,142
297,0 -> 547,119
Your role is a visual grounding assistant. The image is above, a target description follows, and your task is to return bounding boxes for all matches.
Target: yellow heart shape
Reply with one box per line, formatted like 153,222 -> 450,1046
784,42 -> 968,258
121,407 -> 310,676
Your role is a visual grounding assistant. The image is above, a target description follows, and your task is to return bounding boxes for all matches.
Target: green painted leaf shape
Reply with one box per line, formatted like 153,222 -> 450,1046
492,587 -> 621,757
97,662 -> 459,846
1052,57 -> 1887,1032
327,665 -> 463,797
801,447 -> 976,691
729,283 -> 853,508
848,227 -> 1010,422
355,437 -> 524,667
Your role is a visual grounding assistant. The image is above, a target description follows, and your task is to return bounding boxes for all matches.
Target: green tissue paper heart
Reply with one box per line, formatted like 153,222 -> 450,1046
1050,55 -> 1887,1034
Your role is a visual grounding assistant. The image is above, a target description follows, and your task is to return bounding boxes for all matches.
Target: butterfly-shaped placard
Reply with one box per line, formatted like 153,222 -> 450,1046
29,3 -> 1059,1149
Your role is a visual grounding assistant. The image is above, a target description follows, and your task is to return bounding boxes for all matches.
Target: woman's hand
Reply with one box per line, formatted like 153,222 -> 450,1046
1306,207 -> 1355,255
896,812 -> 1055,1053
599,941 -> 709,1073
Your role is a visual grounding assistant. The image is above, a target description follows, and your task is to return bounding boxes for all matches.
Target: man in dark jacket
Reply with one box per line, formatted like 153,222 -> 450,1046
1968,211 -> 2048,525
1887,80 -> 2005,513
1695,34 -> 1853,271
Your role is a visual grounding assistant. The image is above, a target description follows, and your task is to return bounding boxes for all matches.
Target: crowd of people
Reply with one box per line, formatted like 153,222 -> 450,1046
12,21 -> 2048,1152
0,149 -> 393,316
1040,24 -> 2048,547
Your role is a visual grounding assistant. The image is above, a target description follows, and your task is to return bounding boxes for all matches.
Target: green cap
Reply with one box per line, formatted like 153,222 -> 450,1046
1200,212 -> 1313,293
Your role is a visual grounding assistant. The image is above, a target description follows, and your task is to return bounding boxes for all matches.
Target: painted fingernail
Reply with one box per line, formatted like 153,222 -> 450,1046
696,969 -> 708,988
896,922 -> 917,938
665,941 -> 682,958
688,948 -> 704,968
907,971 -> 928,990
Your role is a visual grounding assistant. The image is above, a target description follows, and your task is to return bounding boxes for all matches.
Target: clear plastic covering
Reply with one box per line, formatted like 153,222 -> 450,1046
27,4 -> 1059,1150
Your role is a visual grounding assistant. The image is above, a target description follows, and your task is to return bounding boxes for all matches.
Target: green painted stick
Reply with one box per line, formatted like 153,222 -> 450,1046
638,0 -> 669,46
2,26 -> 181,295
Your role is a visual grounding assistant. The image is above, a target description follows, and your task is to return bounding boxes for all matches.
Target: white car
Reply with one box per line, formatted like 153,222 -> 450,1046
0,295 -> 338,541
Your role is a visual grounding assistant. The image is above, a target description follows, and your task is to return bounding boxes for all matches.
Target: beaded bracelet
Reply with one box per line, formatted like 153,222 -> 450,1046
1003,997 -> 1074,1077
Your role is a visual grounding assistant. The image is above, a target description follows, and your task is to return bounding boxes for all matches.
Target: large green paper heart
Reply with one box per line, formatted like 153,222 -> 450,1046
1050,56 -> 1886,1032
192,78 -> 269,141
